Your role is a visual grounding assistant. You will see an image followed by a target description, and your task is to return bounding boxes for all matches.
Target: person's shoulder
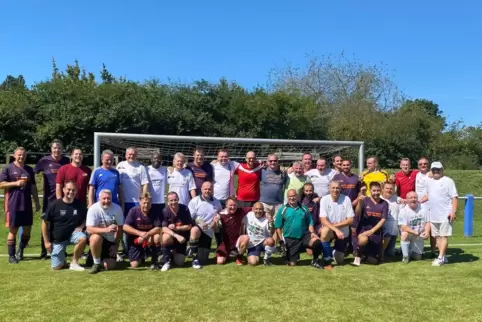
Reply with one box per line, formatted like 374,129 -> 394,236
81,165 -> 92,173
111,202 -> 124,212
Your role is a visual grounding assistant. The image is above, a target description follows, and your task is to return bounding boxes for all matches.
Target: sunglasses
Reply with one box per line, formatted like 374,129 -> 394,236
268,160 -> 277,163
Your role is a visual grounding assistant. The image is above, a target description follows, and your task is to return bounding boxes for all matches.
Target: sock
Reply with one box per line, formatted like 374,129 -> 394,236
162,245 -> 173,263
264,246 -> 276,259
151,245 -> 160,264
401,241 -> 410,258
321,241 -> 332,260
188,239 -> 199,257
7,239 -> 16,257
93,257 -> 101,265
20,235 -> 30,250
351,231 -> 358,256
311,240 -> 322,261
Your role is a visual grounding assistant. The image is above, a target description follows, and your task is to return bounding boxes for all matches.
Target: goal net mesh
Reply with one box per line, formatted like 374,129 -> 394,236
97,134 -> 362,169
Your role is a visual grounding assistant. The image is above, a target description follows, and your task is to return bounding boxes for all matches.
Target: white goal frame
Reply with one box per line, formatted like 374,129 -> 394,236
93,132 -> 365,171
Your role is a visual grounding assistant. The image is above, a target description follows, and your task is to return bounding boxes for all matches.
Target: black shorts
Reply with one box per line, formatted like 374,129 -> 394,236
198,229 -> 213,249
285,233 -> 312,263
101,238 -> 117,261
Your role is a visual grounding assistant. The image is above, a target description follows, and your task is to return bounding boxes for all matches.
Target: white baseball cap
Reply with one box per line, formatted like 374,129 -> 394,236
430,161 -> 443,169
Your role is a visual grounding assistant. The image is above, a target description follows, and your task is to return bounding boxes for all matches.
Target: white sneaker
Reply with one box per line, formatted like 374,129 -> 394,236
161,262 -> 171,272
116,254 -> 124,262
192,259 -> 202,269
351,257 -> 361,267
432,258 -> 443,267
69,263 -> 85,271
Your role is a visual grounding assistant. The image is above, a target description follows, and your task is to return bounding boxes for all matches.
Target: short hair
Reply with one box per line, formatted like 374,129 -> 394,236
99,189 -> 112,196
139,192 -> 152,200
50,139 -> 63,148
292,161 -> 301,167
217,149 -> 229,154
194,147 -> 205,155
173,152 -> 185,160
63,180 -> 77,188
317,157 -> 328,163
151,151 -> 161,158
14,147 -> 26,153
267,153 -> 278,160
302,153 -> 312,159
126,147 -> 137,153
369,182 -> 381,190
400,158 -> 410,163
342,159 -> 352,164
102,149 -> 114,157
367,156 -> 378,163
226,196 -> 237,204
329,180 -> 341,187
332,154 -> 342,161
70,148 -> 82,155
167,191 -> 179,199
303,182 -> 314,189
419,156 -> 429,162
382,181 -> 394,188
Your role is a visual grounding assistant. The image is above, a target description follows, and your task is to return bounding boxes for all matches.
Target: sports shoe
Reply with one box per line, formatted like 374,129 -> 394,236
443,257 -> 448,264
263,258 -> 272,266
235,256 -> 244,266
9,256 -> 19,264
40,251 -> 48,260
192,259 -> 202,270
402,256 -> 409,264
150,264 -> 160,271
69,263 -> 85,271
81,252 -> 88,261
89,264 -> 102,274
116,254 -> 124,262
351,256 -> 361,267
311,259 -> 323,269
16,248 -> 24,261
432,258 -> 443,267
161,262 -> 171,272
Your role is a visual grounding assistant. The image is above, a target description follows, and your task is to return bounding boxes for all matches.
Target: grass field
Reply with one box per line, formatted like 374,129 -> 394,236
1,170 -> 482,321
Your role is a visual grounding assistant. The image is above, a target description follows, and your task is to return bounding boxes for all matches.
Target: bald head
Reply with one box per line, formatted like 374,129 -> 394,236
287,189 -> 298,205
201,181 -> 213,199
246,151 -> 256,167
406,191 -> 419,209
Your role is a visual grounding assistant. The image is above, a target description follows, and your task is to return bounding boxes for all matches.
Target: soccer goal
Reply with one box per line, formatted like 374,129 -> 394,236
94,132 -> 365,172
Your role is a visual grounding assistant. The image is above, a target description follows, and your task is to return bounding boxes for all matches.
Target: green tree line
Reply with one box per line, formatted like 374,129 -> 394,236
1,56 -> 481,169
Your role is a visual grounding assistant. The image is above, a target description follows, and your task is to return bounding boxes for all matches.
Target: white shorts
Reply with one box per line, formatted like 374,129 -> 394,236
406,234 -> 425,255
431,222 -> 452,237
261,203 -> 283,217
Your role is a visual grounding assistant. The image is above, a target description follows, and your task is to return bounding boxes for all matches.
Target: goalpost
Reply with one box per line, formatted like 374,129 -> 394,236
94,132 -> 365,173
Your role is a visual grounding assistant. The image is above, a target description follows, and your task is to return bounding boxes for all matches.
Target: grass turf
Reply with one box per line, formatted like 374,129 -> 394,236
1,169 -> 482,321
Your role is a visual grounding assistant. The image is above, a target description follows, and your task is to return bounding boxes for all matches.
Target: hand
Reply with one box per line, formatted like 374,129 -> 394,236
44,241 -> 52,253
106,224 -> 118,233
35,201 -> 41,212
16,179 -> 27,188
335,229 -> 344,240
362,229 -> 374,237
428,172 -> 434,179
312,197 -> 320,203
398,198 -> 407,205
168,224 -> 176,230
201,223 -> 208,230
419,231 -> 428,239
175,234 -> 186,244
287,167 -> 294,174
213,215 -> 221,223
358,194 -> 366,202
449,212 -> 456,223
137,236 -> 144,244
267,215 -> 274,223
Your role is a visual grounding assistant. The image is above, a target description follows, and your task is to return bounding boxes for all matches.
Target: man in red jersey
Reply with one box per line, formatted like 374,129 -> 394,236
56,148 -> 92,205
235,151 -> 263,207
395,158 -> 418,202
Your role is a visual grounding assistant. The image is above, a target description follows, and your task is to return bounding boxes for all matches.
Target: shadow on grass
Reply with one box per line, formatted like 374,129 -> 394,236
446,248 -> 479,263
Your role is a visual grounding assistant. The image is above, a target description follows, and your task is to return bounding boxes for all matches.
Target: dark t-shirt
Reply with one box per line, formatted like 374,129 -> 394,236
34,155 -> 70,210
42,199 -> 87,243
333,173 -> 361,202
302,193 -> 320,228
359,197 -> 389,229
187,162 -> 214,194
220,209 -> 245,246
56,164 -> 92,204
0,163 -> 35,214
124,206 -> 162,239
161,204 -> 193,239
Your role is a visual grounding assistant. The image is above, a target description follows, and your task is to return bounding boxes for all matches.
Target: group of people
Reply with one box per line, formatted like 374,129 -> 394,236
0,140 -> 458,273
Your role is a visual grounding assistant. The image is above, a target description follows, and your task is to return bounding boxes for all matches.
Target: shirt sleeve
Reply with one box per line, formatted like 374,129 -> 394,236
140,166 -> 149,186
345,197 -> 355,218
115,206 -> 125,225
319,197 -> 328,218
188,173 -> 196,191
29,167 -> 36,185
188,199 -> 197,219
183,208 -> 194,225
34,159 -> 43,174
381,201 -> 389,220
56,166 -> 65,184
448,179 -> 458,198
161,209 -> 169,227
398,209 -> 407,226
304,206 -> 314,226
41,201 -> 55,222
86,207 -> 96,227
89,168 -> 98,185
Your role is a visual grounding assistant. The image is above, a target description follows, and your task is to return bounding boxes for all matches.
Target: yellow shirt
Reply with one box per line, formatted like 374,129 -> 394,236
361,169 -> 390,196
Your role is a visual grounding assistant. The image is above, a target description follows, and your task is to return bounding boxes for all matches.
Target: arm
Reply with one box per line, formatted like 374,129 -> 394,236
355,196 -> 364,217
114,225 -> 123,248
0,181 -> 22,189
55,183 -> 63,199
332,217 -> 354,228
142,184 -> 148,195
86,226 -> 109,235
450,197 -> 458,221
123,224 -> 153,237
41,220 -> 52,252
31,175 -> 40,211
400,224 -> 419,235
368,218 -> 386,235
88,186 -> 95,208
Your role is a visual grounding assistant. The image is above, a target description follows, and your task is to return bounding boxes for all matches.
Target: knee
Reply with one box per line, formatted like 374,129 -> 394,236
216,257 -> 226,265
320,227 -> 330,242
400,231 -> 408,241
104,259 -> 116,270
153,233 -> 161,245
358,235 -> 368,246
239,235 -> 249,246
264,237 -> 275,247
247,257 -> 259,266
130,261 -> 140,268
89,234 -> 102,245
191,226 -> 201,238
334,251 -> 344,265
77,237 -> 87,245
162,234 -> 173,247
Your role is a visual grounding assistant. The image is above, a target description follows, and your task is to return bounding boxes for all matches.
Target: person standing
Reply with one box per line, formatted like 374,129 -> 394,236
146,152 -> 167,213
186,148 -> 213,195
56,148 -> 92,205
34,139 -> 70,259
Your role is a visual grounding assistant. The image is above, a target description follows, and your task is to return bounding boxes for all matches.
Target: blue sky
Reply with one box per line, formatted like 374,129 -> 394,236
1,0 -> 481,125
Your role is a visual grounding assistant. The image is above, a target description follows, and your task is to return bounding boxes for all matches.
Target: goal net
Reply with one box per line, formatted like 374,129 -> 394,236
94,133 -> 365,173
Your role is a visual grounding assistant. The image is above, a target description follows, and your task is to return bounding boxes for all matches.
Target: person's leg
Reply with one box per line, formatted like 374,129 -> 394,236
216,241 -> 229,265
247,255 -> 260,266
17,224 -> 31,260
333,238 -> 346,265
70,232 -> 87,265
51,242 -> 67,270
284,238 -> 298,266
353,228 -> 369,266
161,233 -> 174,271
236,235 -> 250,264
196,231 -> 212,267
103,241 -> 118,270
306,234 -> 323,269
263,237 -> 275,264
320,226 -> 334,262
150,233 -> 161,267
7,225 -> 19,263
187,226 -> 201,258
366,233 -> 383,265
128,243 -> 144,268
400,231 -> 411,263
88,234 -> 103,274
438,222 -> 452,262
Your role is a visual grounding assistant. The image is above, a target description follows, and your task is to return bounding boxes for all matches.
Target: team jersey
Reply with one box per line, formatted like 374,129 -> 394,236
395,170 -> 419,199
284,174 -> 310,202
359,197 -> 389,228
415,172 -> 429,201
116,161 -> 149,203
319,194 -> 354,236
187,162 -> 213,194
146,165 -> 167,204
381,195 -> 402,236
426,176 -> 458,223
89,167 -> 121,205
162,204 -> 193,239
398,204 -> 429,234
274,203 -> 313,239
219,209 -> 245,247
56,164 -> 92,204
0,163 -> 35,214
243,211 -> 270,248
235,163 -> 262,202
188,195 -> 222,238
260,168 -> 286,204
212,161 -> 238,200
167,168 -> 196,205
305,168 -> 336,197
34,155 -> 70,210
332,172 -> 361,202
124,206 -> 162,242
361,169 -> 390,196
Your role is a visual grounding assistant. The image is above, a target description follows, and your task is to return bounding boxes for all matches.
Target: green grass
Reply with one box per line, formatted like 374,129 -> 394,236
1,170 -> 482,321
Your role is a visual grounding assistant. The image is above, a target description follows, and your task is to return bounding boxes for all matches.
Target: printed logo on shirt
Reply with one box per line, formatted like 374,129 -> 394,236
83,173 -> 88,176
73,210 -> 78,216
60,210 -> 67,216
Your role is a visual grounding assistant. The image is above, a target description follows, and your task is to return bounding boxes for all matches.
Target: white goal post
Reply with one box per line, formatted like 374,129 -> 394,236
94,132 -> 365,172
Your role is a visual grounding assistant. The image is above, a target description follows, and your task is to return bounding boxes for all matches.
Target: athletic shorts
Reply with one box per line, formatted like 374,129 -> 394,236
101,238 -> 117,261
5,210 -> 33,228
431,222 -> 452,237
285,233 -> 312,263
216,236 -> 241,258
198,229 -> 213,249
172,239 -> 188,255
406,234 -> 424,255
51,231 -> 86,268
358,225 -> 383,260
247,244 -> 265,257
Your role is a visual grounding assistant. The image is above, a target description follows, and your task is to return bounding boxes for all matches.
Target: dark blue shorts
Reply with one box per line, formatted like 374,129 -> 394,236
5,210 -> 33,228
358,225 -> 382,259
247,244 -> 265,257
124,202 -> 139,218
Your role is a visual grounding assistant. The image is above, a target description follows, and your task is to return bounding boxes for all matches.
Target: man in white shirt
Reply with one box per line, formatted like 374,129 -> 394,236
187,181 -> 222,268
319,180 -> 355,268
422,161 -> 458,267
212,149 -> 238,207
305,158 -> 336,198
381,182 -> 402,259
116,147 -> 149,259
398,191 -> 430,264
146,152 -> 167,211
86,189 -> 124,274
167,152 -> 197,206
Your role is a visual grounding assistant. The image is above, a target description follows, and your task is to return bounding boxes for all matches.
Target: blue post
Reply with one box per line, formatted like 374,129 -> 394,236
464,194 -> 474,237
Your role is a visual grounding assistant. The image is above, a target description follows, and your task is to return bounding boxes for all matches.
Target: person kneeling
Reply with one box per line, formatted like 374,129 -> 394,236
86,189 -> 124,274
398,191 -> 430,264
240,202 -> 276,266
123,192 -> 163,270
41,181 -> 87,271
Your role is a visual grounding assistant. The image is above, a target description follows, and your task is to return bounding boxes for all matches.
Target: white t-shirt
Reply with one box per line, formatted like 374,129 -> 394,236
427,176 -> 458,223
319,194 -> 354,237
146,165 -> 167,204
116,161 -> 149,203
305,168 -> 336,197
212,161 -> 239,200
86,202 -> 124,243
415,172 -> 429,201
188,195 -> 222,238
382,195 -> 402,236
167,169 -> 196,205
244,211 -> 270,248
398,204 -> 429,234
